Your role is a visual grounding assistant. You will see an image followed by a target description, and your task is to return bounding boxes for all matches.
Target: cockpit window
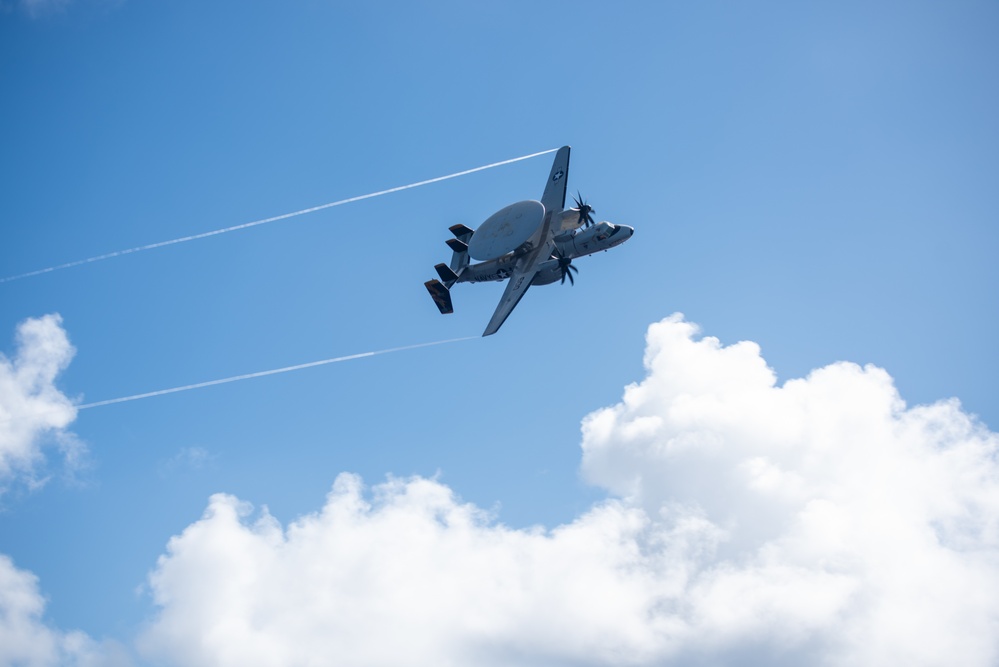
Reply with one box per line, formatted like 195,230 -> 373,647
594,223 -> 616,241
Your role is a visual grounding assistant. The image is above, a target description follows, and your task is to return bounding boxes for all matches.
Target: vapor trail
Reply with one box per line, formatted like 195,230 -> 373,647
77,336 -> 477,409
2,148 -> 558,284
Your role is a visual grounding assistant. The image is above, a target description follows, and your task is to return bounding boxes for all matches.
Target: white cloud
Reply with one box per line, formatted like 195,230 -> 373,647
0,317 -> 117,662
584,314 -> 999,665
140,475 -> 687,667
0,555 -> 130,666
138,314 -> 999,666
0,314 -> 83,495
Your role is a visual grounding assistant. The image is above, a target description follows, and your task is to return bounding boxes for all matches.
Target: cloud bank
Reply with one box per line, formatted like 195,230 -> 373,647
0,314 -> 82,495
0,316 -> 123,664
0,555 -> 128,666
139,314 -> 999,666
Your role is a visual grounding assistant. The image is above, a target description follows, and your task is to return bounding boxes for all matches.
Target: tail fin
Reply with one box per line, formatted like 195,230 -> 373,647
424,279 -> 454,314
435,263 -> 460,288
448,224 -> 473,273
427,225 -> 472,315
445,238 -> 468,253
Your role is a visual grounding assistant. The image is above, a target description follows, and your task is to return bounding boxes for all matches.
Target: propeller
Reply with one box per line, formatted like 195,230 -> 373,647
572,191 -> 596,228
555,248 -> 578,285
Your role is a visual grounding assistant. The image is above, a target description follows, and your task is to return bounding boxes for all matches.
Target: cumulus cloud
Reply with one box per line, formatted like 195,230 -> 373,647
0,314 -> 84,495
0,555 -> 129,666
582,315 -> 999,665
139,314 -> 999,666
140,475 -> 697,667
0,317 -> 126,664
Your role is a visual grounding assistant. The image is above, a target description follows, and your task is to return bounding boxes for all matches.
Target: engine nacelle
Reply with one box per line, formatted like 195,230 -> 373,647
556,221 -> 634,259
532,259 -> 563,286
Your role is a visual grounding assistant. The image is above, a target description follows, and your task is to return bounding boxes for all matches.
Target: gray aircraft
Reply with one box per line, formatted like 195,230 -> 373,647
425,146 -> 634,336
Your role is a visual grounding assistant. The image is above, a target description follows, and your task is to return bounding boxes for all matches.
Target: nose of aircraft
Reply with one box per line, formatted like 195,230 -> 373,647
616,224 -> 635,242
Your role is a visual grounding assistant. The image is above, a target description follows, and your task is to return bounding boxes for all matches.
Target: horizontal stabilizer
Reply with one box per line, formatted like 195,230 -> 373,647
445,238 -> 469,253
449,223 -> 474,241
435,263 -> 459,287
424,279 -> 454,314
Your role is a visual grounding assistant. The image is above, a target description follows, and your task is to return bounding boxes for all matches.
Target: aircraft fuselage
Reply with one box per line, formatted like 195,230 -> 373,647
458,220 -> 634,286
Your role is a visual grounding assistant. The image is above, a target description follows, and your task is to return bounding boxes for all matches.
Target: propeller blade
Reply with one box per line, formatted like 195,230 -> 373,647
573,191 -> 596,227
555,249 -> 578,286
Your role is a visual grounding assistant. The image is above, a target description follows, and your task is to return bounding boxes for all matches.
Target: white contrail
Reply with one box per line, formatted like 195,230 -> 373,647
77,336 -> 477,410
2,148 -> 558,284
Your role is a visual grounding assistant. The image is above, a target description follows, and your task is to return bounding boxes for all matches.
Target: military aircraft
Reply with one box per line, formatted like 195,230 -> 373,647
424,146 -> 634,336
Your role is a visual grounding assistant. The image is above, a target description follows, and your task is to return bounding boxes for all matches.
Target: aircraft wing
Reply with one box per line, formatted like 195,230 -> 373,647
482,213 -> 557,337
481,146 -> 570,337
481,261 -> 537,337
540,145 -> 571,214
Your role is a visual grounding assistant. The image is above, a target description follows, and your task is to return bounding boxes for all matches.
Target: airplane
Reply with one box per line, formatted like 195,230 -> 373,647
424,145 -> 634,336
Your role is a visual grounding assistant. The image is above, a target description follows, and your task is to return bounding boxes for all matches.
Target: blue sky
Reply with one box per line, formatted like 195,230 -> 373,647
1,2 -> 997,665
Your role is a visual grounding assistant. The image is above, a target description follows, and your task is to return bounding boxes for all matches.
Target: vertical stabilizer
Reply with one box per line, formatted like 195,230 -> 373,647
425,279 -> 454,314
448,223 -> 473,273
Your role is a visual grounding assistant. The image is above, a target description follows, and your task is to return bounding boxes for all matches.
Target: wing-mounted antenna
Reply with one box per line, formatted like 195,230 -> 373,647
540,146 -> 570,215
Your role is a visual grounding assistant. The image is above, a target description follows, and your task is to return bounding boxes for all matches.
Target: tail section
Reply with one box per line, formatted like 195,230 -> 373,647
424,279 -> 454,314
448,224 -> 473,273
425,224 -> 473,315
435,263 -> 459,288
